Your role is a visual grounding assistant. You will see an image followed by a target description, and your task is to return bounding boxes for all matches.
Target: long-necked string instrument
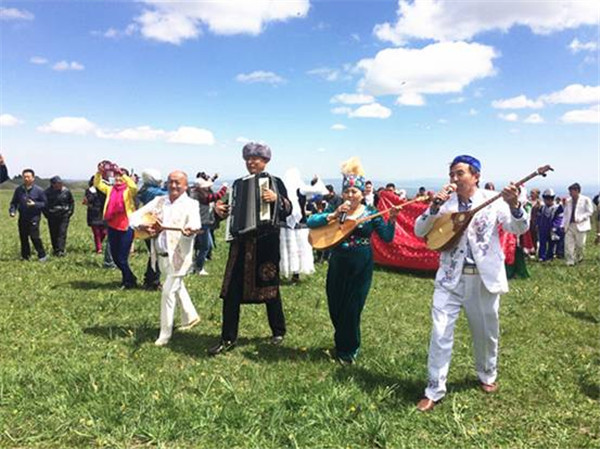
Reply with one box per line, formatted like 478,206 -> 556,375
309,196 -> 428,251
134,213 -> 203,240
425,164 -> 554,251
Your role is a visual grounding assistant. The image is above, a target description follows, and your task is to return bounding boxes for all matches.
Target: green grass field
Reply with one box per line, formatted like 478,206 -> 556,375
0,190 -> 598,448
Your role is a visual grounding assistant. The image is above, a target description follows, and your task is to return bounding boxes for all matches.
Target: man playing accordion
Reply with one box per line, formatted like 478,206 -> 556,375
209,142 -> 292,355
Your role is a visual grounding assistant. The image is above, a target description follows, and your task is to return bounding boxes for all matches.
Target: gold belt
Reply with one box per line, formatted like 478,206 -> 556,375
462,265 -> 479,275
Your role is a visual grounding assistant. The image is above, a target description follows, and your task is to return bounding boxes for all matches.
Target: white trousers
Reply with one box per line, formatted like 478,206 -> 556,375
425,274 -> 500,402
158,270 -> 199,341
565,224 -> 587,265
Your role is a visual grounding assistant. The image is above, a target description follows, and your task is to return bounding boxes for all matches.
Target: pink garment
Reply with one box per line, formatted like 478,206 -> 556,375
104,183 -> 129,231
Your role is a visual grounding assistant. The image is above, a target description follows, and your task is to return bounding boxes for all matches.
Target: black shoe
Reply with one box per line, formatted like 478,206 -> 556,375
271,335 -> 284,346
208,340 -> 235,356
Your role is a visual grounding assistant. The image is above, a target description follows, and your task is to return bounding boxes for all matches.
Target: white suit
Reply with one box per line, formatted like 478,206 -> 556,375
130,193 -> 201,342
562,194 -> 594,265
414,188 -> 529,401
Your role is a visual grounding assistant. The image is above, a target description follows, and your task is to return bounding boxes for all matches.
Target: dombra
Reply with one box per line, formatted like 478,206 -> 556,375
309,196 -> 428,251
134,213 -> 202,240
425,165 -> 554,251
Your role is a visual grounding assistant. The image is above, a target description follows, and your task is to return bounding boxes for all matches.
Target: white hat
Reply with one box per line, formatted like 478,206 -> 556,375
542,188 -> 555,197
195,177 -> 213,188
141,169 -> 162,186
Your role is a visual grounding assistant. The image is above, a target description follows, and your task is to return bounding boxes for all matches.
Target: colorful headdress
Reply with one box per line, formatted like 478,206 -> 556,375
341,157 -> 366,192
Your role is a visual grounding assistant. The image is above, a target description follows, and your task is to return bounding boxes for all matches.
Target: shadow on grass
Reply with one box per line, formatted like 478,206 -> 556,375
334,367 -> 481,407
62,280 -> 123,290
373,264 -> 436,278
565,310 -> 599,324
172,334 -> 332,363
580,380 -> 600,401
84,324 -> 157,349
241,343 -> 331,363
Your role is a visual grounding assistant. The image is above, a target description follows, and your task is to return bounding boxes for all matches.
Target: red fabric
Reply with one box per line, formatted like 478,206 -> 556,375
498,227 -> 516,266
372,193 -> 515,271
520,230 -> 535,253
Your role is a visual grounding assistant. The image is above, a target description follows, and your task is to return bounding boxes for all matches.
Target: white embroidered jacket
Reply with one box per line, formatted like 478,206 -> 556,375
414,189 -> 529,295
130,193 -> 200,276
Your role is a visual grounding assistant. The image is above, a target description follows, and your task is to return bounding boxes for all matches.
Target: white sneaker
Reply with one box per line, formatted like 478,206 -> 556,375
154,336 -> 170,346
197,269 -> 209,276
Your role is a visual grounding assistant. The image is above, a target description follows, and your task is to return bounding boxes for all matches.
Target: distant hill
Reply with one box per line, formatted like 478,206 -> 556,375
0,177 -> 89,191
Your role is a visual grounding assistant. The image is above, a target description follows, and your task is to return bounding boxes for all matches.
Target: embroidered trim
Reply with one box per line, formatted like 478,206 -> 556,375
340,235 -> 371,248
220,240 -> 239,298
243,237 -> 257,301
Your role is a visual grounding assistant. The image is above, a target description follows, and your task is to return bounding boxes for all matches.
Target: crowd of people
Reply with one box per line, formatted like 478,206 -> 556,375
1,149 -> 598,412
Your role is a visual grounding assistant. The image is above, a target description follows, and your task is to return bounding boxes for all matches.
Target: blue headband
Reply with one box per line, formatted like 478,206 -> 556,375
451,155 -> 481,172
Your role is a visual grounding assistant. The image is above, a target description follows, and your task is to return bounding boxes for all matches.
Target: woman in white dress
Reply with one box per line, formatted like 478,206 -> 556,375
280,168 -> 329,282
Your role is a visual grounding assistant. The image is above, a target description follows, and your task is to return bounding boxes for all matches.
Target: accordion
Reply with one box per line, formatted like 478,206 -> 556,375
225,173 -> 279,240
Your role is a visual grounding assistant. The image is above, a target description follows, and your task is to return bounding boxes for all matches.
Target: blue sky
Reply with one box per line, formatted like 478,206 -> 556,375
1,0 -> 598,193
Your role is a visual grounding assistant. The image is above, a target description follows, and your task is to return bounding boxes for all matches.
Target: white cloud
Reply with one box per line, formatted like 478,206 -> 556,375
0,114 -> 23,127
584,55 -> 596,65
317,147 -> 327,153
349,103 -> 392,119
134,0 -> 310,44
374,0 -> 598,45
331,124 -> 347,130
438,118 -> 448,124
491,95 -> 544,109
447,96 -> 465,104
541,84 -> 600,105
395,91 -> 425,106
30,56 -> 48,65
38,117 -> 97,135
331,106 -> 353,115
52,61 -> 85,71
307,67 -> 340,82
498,113 -> 518,122
330,93 -> 374,105
93,24 -> 138,39
38,117 -> 216,144
235,71 -> 285,85
357,42 -> 497,104
523,113 -> 544,124
236,136 -> 250,144
167,126 -> 215,145
135,9 -> 200,45
469,108 -> 478,116
560,105 -> 600,124
97,126 -> 167,141
0,7 -> 34,21
569,38 -> 598,53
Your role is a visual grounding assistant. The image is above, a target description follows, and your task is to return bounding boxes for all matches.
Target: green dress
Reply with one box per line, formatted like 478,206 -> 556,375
307,205 -> 395,362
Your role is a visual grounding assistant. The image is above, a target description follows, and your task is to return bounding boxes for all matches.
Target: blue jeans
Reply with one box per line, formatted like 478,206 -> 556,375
194,226 -> 213,271
107,227 -> 137,287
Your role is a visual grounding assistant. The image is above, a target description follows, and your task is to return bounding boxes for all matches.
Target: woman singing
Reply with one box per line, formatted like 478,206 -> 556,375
307,157 -> 398,364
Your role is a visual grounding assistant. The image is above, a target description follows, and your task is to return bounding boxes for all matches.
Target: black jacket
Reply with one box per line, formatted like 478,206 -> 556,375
9,184 -> 47,221
44,186 -> 75,218
0,164 -> 8,184
84,187 -> 106,227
